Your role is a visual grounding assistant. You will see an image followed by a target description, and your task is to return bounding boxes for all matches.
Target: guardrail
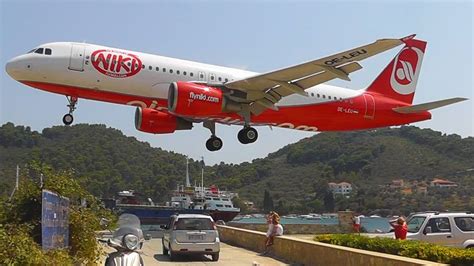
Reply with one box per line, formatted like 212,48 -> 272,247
217,225 -> 446,266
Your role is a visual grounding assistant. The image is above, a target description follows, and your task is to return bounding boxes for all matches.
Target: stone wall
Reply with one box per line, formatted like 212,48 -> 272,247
217,225 -> 446,266
227,222 -> 348,234
228,211 -> 355,234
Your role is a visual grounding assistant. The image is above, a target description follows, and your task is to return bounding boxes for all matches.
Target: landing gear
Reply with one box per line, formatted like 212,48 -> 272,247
63,96 -> 78,126
204,121 -> 223,152
206,136 -> 223,151
238,126 -> 258,144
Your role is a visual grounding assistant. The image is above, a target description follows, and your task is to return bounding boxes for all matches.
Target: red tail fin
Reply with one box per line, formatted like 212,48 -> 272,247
366,35 -> 427,104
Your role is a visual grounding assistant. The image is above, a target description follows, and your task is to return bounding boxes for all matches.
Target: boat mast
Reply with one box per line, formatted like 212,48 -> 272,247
185,156 -> 191,187
201,156 -> 204,197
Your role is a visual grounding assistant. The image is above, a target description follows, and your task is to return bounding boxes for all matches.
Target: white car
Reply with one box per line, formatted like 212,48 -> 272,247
382,212 -> 474,248
162,214 -> 220,261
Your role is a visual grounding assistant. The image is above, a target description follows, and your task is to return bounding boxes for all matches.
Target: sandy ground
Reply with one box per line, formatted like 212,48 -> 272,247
99,238 -> 290,265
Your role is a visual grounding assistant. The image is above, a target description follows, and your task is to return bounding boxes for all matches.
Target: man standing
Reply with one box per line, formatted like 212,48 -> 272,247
352,214 -> 361,233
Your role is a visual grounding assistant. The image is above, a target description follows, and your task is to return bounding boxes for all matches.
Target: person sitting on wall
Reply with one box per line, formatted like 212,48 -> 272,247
389,217 -> 408,240
263,212 -> 283,255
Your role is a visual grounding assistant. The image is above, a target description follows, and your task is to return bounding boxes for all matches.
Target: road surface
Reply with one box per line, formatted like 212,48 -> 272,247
100,238 -> 290,265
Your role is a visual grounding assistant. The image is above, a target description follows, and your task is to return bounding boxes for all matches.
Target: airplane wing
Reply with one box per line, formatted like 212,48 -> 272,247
225,35 -> 412,114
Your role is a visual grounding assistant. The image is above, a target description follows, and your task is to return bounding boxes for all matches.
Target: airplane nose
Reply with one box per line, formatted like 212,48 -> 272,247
5,57 -> 22,79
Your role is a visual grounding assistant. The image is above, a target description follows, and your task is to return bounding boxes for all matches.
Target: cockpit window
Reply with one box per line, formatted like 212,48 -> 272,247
27,49 -> 36,53
45,48 -> 52,55
35,48 -> 44,54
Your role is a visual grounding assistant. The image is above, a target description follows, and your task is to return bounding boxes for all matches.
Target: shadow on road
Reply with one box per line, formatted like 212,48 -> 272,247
153,253 -> 213,262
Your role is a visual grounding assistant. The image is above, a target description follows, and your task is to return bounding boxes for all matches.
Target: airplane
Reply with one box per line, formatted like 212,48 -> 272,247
5,34 -> 467,151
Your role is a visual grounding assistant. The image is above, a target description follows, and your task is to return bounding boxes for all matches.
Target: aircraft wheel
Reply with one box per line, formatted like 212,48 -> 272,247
62,114 -> 74,126
206,136 -> 223,151
238,127 -> 258,144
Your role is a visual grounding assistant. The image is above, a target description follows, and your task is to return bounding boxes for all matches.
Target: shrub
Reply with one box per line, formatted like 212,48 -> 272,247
314,234 -> 474,266
0,162 -> 116,264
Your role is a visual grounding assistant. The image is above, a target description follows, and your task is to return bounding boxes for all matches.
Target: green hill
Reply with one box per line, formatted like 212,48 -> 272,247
1,122 -> 473,215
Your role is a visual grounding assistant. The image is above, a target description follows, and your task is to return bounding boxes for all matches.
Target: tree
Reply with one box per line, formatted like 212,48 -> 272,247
263,189 -> 274,212
323,190 -> 335,211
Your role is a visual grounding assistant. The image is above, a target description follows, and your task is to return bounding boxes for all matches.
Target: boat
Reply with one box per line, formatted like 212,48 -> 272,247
103,157 -> 240,224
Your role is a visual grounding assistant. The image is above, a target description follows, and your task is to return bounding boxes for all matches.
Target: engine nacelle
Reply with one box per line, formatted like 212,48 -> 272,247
135,107 -> 192,134
168,81 -> 241,117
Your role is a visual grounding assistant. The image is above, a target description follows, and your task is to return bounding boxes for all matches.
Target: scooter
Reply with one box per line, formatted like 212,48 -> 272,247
101,214 -> 145,266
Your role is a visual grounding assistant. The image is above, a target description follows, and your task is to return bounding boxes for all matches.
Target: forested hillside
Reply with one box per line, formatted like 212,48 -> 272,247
1,122 -> 473,215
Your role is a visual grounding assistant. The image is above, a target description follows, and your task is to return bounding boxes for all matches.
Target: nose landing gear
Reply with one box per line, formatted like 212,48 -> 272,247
62,96 -> 78,126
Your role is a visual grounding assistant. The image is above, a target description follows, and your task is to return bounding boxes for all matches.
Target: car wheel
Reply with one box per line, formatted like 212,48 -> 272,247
162,240 -> 168,255
211,252 -> 220,261
169,247 -> 177,261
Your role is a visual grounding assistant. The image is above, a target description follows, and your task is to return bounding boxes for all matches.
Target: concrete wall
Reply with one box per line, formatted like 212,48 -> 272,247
217,225 -> 446,266
227,223 -> 348,234
229,211 -> 355,234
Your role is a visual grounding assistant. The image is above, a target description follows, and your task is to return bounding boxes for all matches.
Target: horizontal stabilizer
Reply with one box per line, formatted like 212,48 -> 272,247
393,98 -> 468,114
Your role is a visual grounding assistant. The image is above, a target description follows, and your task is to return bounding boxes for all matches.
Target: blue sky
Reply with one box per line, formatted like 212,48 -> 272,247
1,0 -> 472,165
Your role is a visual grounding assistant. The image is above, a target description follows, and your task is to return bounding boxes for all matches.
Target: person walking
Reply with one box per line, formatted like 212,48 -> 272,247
389,217 -> 408,240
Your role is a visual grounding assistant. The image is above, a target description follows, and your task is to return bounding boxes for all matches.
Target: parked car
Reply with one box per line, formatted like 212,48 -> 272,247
380,212 -> 474,248
161,214 -> 220,261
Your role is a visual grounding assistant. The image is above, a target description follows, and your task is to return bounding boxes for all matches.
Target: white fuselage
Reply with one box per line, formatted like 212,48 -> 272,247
6,42 -> 362,111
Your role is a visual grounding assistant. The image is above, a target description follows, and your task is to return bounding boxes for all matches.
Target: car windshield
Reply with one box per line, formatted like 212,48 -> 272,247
175,218 -> 213,230
407,216 -> 426,233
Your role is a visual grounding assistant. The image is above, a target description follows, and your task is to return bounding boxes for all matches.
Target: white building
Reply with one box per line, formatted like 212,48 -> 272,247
328,182 -> 353,196
430,178 -> 458,188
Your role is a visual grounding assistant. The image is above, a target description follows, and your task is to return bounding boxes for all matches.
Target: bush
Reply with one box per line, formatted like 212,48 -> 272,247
314,234 -> 474,266
0,162 -> 116,265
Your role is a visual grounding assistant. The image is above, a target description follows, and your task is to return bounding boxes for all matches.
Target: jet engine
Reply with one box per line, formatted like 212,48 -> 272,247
134,107 -> 192,134
168,81 -> 241,117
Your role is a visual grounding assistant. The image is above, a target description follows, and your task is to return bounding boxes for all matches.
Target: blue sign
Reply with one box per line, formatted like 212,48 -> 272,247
41,189 -> 69,250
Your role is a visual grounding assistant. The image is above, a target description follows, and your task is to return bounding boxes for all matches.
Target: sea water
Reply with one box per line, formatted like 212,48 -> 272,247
232,217 -> 391,233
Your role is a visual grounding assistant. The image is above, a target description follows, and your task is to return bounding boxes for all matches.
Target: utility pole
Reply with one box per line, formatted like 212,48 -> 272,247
9,165 -> 20,201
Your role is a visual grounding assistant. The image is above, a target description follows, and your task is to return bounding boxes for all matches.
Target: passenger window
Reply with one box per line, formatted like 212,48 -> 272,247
323,95 -> 326,99
317,94 -> 320,98
163,68 -> 166,72
218,77 -> 222,81
454,217 -> 474,231
35,48 -> 44,54
45,48 -> 52,55
142,64 -> 145,69
170,69 -> 173,74
329,96 -> 332,99
425,217 -> 451,233
190,73 -> 194,77
156,67 -> 159,71
149,66 -> 152,70
200,73 -> 204,79
210,75 -> 215,81
183,71 -> 187,75
225,78 -> 228,82
177,70 -> 180,75
311,93 -> 314,97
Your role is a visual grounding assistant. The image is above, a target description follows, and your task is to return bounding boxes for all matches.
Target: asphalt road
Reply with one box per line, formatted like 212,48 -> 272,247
100,238 -> 290,266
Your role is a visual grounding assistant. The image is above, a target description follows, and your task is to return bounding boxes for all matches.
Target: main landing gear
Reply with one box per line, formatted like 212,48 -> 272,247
62,96 -> 78,126
204,121 -> 223,152
237,126 -> 258,144
203,121 -> 259,152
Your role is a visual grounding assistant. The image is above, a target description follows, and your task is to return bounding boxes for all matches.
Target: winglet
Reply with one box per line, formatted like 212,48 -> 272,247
401,34 -> 417,43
